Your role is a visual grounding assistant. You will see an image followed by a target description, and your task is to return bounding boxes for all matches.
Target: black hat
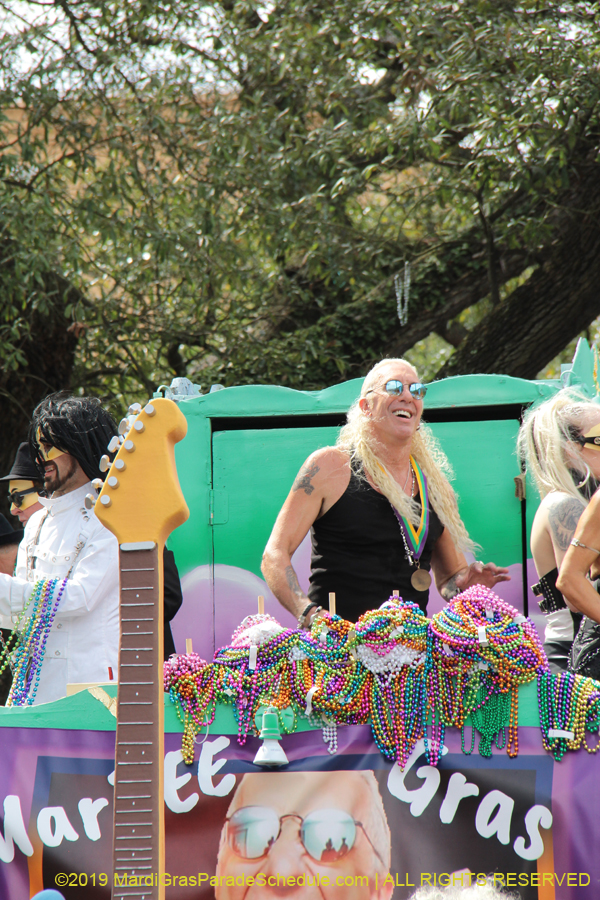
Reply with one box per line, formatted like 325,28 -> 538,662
0,443 -> 44,483
0,513 -> 23,547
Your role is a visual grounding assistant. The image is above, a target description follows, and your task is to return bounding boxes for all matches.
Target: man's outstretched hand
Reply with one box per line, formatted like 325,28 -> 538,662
454,561 -> 511,593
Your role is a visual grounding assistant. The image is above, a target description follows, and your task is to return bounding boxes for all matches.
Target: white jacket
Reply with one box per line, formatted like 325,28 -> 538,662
0,483 -> 119,704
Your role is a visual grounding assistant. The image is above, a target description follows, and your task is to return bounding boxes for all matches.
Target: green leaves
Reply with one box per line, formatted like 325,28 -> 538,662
0,0 -> 598,405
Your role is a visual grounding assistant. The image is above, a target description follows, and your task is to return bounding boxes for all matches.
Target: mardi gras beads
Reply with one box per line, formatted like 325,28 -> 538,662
230,613 -> 286,647
428,586 -> 548,743
214,624 -> 305,743
322,721 -> 338,754
426,586 -> 546,760
464,682 -> 511,757
3,579 -> 49,706
538,671 -> 576,762
350,598 -> 428,673
422,700 -> 446,766
165,591 -> 600,770
369,664 -> 428,766
431,586 -> 548,684
6,577 -> 68,707
164,651 -> 213,764
299,612 -> 370,725
229,613 -> 294,715
537,671 -> 600,761
351,599 -> 428,767
310,610 -> 354,652
0,622 -> 24,683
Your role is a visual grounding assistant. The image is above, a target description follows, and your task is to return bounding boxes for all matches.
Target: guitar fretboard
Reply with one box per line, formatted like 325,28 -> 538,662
112,543 -> 164,900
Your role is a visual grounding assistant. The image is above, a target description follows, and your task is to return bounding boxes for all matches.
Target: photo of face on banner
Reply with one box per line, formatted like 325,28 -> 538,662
215,770 -> 393,899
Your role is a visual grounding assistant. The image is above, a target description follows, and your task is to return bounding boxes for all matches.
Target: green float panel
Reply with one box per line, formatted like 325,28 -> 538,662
211,418 -> 523,575
0,679 -> 541,731
168,410 -> 213,576
429,418 -> 523,566
212,425 -> 341,577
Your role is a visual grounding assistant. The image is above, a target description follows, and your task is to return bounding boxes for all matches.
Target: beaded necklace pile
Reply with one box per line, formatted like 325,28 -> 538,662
537,670 -> 600,761
350,599 -> 428,767
427,585 -> 548,763
0,577 -> 68,706
164,587 -> 600,769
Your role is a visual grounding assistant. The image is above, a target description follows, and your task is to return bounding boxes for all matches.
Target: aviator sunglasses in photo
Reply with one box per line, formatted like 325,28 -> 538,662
226,805 -> 386,866
366,379 -> 428,400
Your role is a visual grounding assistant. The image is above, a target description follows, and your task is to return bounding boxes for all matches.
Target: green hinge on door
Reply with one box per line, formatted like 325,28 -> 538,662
209,489 -> 229,525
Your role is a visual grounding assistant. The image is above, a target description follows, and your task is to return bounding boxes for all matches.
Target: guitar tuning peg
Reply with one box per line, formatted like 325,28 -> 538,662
133,420 -> 145,433
91,478 -> 103,492
84,493 -> 96,510
107,475 -> 119,489
99,455 -> 111,473
107,436 -> 120,453
118,418 -> 130,435
99,495 -> 112,508
114,458 -> 126,471
124,439 -> 135,453
144,403 -> 156,416
128,402 -> 142,415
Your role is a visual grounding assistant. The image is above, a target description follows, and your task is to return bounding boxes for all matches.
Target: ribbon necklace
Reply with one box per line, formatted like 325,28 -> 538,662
390,456 -> 431,591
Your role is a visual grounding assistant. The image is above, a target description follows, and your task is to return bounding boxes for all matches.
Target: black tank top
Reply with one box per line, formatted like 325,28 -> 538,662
308,468 -> 444,620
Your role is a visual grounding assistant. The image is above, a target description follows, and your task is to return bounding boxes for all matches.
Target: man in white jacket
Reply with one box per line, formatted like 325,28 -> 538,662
0,392 -> 119,705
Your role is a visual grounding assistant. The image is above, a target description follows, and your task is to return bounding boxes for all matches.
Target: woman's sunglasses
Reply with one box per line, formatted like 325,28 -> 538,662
366,380 -> 427,400
578,425 -> 600,451
8,487 -> 39,509
226,806 -> 383,865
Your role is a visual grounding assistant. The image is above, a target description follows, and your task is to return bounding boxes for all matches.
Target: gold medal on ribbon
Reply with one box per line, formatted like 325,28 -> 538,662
410,568 -> 432,591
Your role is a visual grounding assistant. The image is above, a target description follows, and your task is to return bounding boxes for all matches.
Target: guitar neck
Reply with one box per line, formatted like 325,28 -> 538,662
112,542 -> 164,900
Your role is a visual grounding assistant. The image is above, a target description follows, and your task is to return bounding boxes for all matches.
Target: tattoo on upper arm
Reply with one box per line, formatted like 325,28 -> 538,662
285,565 -> 304,598
548,496 -> 586,551
293,462 -> 320,495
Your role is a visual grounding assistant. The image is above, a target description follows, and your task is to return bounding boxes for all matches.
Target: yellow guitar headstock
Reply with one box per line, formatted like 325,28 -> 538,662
95,398 -> 189,546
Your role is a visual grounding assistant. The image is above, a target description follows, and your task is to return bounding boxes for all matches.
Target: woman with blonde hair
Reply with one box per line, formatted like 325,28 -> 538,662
517,388 -> 600,671
262,358 -> 508,628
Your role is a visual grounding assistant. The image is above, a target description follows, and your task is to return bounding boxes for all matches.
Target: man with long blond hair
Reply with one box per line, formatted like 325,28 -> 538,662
262,358 -> 508,627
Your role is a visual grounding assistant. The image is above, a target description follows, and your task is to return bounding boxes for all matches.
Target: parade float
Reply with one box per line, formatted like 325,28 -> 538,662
1,341 -> 600,900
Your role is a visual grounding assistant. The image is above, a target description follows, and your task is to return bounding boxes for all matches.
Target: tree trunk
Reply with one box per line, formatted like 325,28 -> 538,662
0,284 -> 78,520
436,161 -> 600,380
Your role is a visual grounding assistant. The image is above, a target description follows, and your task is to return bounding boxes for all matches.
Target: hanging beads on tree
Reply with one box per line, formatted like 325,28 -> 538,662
395,262 -> 411,326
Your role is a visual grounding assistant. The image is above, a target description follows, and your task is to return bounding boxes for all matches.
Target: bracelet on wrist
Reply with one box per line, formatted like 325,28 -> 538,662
297,601 -> 319,628
302,606 -> 323,630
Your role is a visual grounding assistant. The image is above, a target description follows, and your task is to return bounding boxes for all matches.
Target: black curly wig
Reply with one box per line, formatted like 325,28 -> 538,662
29,392 -> 118,482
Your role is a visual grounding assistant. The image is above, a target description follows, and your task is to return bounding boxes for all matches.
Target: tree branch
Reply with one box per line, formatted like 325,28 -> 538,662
436,161 -> 600,379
